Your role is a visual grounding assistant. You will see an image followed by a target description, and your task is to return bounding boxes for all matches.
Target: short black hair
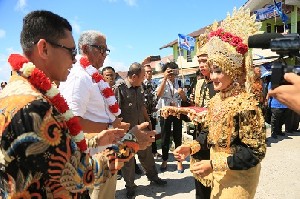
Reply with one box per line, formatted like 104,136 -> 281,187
161,61 -> 178,72
102,66 -> 115,74
127,62 -> 143,78
20,10 -> 72,55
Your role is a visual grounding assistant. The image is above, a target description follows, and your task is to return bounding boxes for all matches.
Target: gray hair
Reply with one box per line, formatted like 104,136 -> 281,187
78,30 -> 106,54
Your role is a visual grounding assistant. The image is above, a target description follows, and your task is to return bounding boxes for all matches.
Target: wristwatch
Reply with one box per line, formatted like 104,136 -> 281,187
108,123 -> 114,129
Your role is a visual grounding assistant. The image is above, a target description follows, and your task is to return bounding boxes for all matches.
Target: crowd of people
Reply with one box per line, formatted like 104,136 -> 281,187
1,7 -> 300,199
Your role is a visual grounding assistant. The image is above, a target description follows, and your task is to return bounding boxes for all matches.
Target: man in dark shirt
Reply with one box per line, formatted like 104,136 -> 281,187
143,64 -> 161,158
114,62 -> 167,199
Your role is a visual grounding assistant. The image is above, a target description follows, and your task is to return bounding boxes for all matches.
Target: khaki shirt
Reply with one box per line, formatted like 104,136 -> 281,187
114,79 -> 145,128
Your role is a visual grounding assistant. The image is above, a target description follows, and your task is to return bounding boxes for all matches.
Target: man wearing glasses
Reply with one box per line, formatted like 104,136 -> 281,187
60,30 -> 130,199
0,10 -> 156,199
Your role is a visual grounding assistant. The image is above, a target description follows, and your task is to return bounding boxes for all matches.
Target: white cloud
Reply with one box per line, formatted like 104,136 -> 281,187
0,48 -> 23,82
0,29 -> 5,39
104,0 -> 137,6
0,54 -> 12,82
103,56 -> 127,72
15,0 -> 27,12
124,0 -> 137,6
71,20 -> 81,35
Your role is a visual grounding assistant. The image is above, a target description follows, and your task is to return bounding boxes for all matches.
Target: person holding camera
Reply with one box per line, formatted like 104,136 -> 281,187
268,73 -> 300,126
156,62 -> 188,173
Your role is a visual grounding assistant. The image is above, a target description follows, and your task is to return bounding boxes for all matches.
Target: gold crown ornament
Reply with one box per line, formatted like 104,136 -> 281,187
206,7 -> 261,92
196,21 -> 218,56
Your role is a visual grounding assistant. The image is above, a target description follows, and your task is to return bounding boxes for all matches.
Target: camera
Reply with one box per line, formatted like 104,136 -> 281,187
248,33 -> 300,89
149,55 -> 161,61
172,69 -> 179,75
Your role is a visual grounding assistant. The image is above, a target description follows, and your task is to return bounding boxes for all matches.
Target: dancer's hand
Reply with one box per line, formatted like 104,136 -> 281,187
130,122 -> 156,150
173,144 -> 191,161
190,160 -> 213,178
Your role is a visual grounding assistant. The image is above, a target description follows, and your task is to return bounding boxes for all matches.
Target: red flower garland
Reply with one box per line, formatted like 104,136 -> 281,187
8,54 -> 87,152
209,28 -> 248,55
79,56 -> 121,116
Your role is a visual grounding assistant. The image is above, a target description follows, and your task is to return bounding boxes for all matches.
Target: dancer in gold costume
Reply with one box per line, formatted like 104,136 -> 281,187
174,8 -> 266,199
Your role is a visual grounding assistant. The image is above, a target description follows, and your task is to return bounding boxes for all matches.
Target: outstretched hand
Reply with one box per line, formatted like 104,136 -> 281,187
95,128 -> 126,146
173,144 -> 191,162
130,122 -> 156,150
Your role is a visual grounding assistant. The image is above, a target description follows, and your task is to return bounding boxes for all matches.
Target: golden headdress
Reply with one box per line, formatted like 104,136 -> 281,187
206,7 -> 261,92
196,22 -> 218,56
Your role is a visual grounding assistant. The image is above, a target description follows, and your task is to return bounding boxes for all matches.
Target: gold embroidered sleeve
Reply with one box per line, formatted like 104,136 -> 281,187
188,140 -> 201,155
238,108 -> 266,162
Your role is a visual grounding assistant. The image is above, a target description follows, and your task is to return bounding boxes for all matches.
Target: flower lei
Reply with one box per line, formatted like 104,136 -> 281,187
209,28 -> 248,55
7,54 -> 87,152
79,56 -> 121,116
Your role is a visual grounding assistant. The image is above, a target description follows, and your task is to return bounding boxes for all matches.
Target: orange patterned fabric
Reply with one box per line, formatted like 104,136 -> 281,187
0,74 -> 111,198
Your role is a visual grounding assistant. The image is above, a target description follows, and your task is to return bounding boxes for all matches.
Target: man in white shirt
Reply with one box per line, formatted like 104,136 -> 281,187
156,62 -> 187,173
60,30 -> 129,199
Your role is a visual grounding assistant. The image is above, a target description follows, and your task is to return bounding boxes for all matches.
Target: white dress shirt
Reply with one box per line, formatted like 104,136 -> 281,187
60,63 -> 115,155
156,78 -> 181,110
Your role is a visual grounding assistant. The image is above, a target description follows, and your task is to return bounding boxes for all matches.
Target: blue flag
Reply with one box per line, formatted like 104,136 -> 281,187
178,34 -> 195,51
274,0 -> 289,24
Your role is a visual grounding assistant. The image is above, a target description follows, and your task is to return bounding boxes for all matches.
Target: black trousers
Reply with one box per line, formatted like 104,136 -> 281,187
160,115 -> 182,161
271,108 -> 289,134
150,116 -> 158,153
285,109 -> 299,132
195,179 -> 211,199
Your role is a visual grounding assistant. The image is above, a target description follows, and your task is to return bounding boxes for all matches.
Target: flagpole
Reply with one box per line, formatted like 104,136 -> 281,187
177,39 -> 185,88
180,49 -> 185,88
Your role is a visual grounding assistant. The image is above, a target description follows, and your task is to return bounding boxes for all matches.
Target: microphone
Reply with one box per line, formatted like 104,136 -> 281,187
248,33 -> 284,49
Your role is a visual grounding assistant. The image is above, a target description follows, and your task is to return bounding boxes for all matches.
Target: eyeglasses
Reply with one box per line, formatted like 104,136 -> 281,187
145,71 -> 153,73
89,44 -> 110,55
46,40 -> 77,60
33,40 -> 77,60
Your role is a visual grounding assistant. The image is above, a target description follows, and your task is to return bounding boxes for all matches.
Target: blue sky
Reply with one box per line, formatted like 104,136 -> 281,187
0,0 -> 245,82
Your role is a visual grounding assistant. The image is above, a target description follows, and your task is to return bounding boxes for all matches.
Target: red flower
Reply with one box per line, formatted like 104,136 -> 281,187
51,94 -> 69,113
109,103 -> 120,113
208,29 -> 248,55
29,69 -> 52,91
102,87 -> 114,98
221,32 -> 233,42
8,54 -> 29,71
236,43 -> 248,55
66,117 -> 82,136
92,73 -> 103,82
230,36 -> 243,46
80,57 -> 91,68
76,139 -> 87,151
